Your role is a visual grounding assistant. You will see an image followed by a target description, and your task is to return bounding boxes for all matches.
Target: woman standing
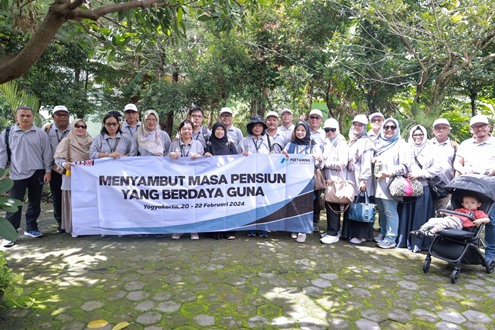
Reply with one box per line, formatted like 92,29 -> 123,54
168,119 -> 204,240
136,110 -> 171,156
90,112 -> 137,159
320,118 -> 349,245
54,119 -> 93,236
342,114 -> 375,244
398,125 -> 436,251
283,121 -> 322,243
373,118 -> 411,249
204,122 -> 239,240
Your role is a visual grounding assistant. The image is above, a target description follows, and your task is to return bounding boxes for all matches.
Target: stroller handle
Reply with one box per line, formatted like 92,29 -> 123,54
438,209 -> 475,222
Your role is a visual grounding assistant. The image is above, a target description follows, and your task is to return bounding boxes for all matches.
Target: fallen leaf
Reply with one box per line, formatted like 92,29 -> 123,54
112,321 -> 130,330
88,319 -> 109,328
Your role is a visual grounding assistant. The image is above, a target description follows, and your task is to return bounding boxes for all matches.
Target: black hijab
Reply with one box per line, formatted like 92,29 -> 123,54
292,121 -> 311,145
208,122 -> 232,155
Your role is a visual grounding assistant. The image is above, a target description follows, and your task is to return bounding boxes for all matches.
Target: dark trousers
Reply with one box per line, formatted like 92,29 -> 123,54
6,169 -> 45,232
313,191 -> 321,225
325,202 -> 342,236
49,171 -> 63,228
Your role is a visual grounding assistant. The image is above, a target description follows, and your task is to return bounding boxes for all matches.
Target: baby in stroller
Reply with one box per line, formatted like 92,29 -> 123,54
411,195 -> 490,237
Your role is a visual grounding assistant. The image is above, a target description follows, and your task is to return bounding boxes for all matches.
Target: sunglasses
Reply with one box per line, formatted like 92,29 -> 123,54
324,127 -> 337,133
383,125 -> 397,131
105,122 -> 119,127
74,124 -> 87,129
309,116 -> 321,120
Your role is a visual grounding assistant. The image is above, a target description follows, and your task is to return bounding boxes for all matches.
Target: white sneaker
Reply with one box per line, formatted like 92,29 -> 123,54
171,233 -> 182,240
3,240 -> 15,247
320,235 -> 339,244
291,233 -> 298,239
349,237 -> 365,244
296,233 -> 306,243
320,233 -> 327,238
191,233 -> 199,240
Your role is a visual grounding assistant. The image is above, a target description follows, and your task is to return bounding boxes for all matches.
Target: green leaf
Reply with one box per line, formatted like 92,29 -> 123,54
0,218 -> 18,241
0,176 -> 14,194
0,196 -> 22,212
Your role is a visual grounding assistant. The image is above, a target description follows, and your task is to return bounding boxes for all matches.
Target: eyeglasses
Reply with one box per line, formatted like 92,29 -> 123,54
324,127 -> 337,133
105,122 -> 119,127
383,125 -> 397,131
74,124 -> 87,129
471,124 -> 488,130
371,118 -> 383,123
309,116 -> 321,120
55,113 -> 68,117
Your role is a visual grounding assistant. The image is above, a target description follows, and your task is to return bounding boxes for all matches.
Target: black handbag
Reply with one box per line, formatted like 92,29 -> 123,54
427,176 -> 449,201
348,191 -> 376,223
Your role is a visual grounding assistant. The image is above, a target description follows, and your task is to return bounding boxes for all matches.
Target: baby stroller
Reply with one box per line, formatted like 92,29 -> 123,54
422,175 -> 495,283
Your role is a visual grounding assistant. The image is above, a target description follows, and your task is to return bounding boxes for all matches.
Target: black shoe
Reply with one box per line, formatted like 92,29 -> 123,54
56,228 -> 66,233
313,225 -> 320,233
410,230 -> 424,238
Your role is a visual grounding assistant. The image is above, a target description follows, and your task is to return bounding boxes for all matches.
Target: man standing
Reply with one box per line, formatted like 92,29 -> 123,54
0,106 -> 52,247
187,106 -> 211,150
307,109 -> 325,233
430,118 -> 457,212
219,107 -> 243,148
368,112 -> 384,141
278,108 -> 295,138
454,114 -> 495,264
265,111 -> 289,151
46,105 -> 71,232
121,103 -> 141,139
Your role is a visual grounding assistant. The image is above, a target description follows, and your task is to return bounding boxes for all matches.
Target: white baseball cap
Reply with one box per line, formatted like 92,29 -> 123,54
280,108 -> 293,115
323,118 -> 339,128
352,114 -> 368,125
53,105 -> 68,113
219,107 -> 233,116
265,111 -> 279,120
433,118 -> 450,128
470,115 -> 489,127
309,109 -> 323,118
124,103 -> 138,112
369,112 -> 384,121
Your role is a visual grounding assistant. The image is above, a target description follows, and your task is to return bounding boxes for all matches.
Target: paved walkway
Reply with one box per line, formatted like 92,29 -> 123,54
1,206 -> 495,329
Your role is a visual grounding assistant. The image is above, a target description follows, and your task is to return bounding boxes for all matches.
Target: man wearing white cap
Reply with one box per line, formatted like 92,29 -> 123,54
430,118 -> 457,211
122,103 -> 141,139
454,114 -> 495,265
265,111 -> 288,151
307,109 -> 325,149
278,108 -> 295,138
46,105 -> 71,233
368,112 -> 384,142
219,107 -> 243,149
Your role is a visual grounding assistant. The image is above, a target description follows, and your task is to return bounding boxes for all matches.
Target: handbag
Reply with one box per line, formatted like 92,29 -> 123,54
427,176 -> 448,201
314,167 -> 326,191
325,179 -> 355,204
388,176 -> 423,198
348,191 -> 376,223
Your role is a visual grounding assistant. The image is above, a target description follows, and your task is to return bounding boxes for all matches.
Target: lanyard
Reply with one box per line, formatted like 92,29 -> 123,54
106,138 -> 120,153
55,129 -> 68,143
180,144 -> 191,157
252,137 -> 263,153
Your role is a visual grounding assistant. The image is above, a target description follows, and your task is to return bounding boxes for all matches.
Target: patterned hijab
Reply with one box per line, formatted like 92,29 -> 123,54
375,118 -> 401,155
136,110 -> 163,155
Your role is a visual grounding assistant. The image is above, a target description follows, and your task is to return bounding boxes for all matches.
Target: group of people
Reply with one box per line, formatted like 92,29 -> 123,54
1,104 -> 495,266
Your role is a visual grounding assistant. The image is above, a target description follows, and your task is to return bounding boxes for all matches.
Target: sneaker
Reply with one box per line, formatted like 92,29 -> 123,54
296,233 -> 306,243
259,233 -> 269,238
320,233 -> 327,238
320,235 -> 339,244
24,230 -> 43,238
313,225 -> 320,233
291,233 -> 298,239
378,239 -> 396,249
349,237 -> 365,244
227,235 -> 236,240
56,228 -> 66,233
191,233 -> 199,240
171,233 -> 182,240
246,232 -> 257,237
373,233 -> 385,243
410,230 -> 424,238
3,240 -> 15,248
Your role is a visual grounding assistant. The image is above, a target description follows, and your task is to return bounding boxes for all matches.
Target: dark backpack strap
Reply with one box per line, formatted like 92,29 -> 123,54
5,126 -> 11,164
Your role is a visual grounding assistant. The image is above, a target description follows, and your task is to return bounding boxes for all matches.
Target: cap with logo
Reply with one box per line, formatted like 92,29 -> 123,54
53,105 -> 69,114
124,103 -> 138,112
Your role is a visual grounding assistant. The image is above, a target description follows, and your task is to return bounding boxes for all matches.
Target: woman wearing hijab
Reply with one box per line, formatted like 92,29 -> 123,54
320,118 -> 349,245
204,122 -> 239,239
283,120 -> 322,243
399,125 -> 436,251
373,118 -> 412,249
54,119 -> 93,236
341,114 -> 375,244
136,110 -> 171,156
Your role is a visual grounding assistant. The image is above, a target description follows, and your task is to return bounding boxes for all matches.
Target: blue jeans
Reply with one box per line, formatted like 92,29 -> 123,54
376,198 -> 399,242
485,207 -> 495,261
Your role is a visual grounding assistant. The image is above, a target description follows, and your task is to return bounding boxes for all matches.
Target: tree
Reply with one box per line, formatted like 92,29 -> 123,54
0,0 -> 256,84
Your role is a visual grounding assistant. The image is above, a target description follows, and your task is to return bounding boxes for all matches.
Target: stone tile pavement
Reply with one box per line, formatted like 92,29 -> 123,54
1,206 -> 495,329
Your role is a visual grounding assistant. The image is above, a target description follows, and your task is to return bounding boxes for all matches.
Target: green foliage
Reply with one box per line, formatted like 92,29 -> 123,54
0,81 -> 42,127
0,251 -> 34,308
0,168 -> 21,242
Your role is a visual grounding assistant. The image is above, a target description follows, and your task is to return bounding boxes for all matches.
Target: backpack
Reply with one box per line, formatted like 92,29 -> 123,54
4,126 -> 12,165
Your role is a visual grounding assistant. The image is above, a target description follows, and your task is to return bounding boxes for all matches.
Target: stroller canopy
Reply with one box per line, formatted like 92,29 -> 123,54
446,175 -> 495,203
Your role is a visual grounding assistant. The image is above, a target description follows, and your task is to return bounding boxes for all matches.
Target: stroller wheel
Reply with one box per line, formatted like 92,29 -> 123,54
422,259 -> 431,273
451,268 -> 460,284
486,259 -> 495,274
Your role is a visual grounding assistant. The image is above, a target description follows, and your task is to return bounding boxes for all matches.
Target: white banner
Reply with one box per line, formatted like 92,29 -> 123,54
72,154 -> 314,236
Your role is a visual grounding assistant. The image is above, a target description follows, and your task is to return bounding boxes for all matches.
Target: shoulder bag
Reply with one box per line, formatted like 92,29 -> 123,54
348,191 -> 376,223
388,175 -> 423,198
